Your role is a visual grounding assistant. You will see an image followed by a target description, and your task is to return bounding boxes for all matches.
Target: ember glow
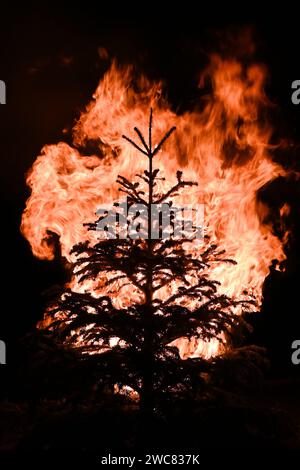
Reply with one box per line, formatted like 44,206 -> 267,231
21,55 -> 286,358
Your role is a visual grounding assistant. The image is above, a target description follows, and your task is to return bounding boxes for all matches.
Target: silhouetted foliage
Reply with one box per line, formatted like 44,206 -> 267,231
45,110 -> 254,414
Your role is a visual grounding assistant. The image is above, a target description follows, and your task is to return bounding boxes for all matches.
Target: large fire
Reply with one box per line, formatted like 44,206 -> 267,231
21,54 -> 286,358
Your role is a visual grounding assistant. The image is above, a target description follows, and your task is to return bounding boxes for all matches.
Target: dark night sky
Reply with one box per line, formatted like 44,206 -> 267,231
1,5 -> 300,371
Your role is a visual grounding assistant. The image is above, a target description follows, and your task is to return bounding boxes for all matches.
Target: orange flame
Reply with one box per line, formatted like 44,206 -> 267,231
21,55 -> 286,358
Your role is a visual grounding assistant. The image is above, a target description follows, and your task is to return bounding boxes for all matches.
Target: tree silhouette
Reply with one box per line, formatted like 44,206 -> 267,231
45,110 -> 253,417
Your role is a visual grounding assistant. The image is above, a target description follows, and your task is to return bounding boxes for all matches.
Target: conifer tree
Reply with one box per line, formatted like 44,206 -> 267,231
45,110 -> 252,415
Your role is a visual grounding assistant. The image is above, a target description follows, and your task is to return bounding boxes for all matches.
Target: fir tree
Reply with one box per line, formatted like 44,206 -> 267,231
45,110 -> 253,416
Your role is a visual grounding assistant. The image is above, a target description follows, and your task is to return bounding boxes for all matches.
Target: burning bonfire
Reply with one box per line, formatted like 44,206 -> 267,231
21,53 -> 286,370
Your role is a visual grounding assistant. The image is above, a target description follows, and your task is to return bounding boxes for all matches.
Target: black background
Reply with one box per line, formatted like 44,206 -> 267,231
0,4 -> 300,374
